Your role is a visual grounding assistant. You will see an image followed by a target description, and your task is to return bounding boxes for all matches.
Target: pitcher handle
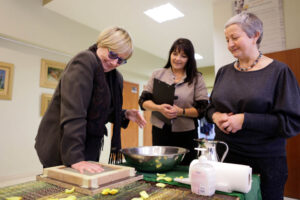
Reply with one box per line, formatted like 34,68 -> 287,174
217,141 -> 229,162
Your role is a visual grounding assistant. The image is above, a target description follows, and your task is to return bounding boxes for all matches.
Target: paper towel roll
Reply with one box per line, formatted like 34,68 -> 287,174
175,161 -> 252,193
206,161 -> 252,193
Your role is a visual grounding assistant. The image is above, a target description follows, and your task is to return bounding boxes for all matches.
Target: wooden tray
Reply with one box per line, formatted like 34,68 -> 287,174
39,162 -> 141,193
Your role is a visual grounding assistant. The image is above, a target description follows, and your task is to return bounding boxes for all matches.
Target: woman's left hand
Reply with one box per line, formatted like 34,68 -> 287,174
173,105 -> 182,117
225,113 -> 244,133
125,109 -> 147,128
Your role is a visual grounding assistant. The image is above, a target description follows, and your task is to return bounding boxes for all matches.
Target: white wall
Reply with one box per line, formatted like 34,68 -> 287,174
283,0 -> 300,50
0,0 -> 165,184
212,1 -> 234,72
213,0 -> 300,73
0,41 -> 63,182
0,27 -> 81,181
0,0 -> 96,56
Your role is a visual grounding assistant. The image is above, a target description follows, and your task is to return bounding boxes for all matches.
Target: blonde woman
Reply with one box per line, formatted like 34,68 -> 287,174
35,27 -> 146,173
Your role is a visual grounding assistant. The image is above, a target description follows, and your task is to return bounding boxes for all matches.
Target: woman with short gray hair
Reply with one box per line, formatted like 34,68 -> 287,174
225,12 -> 263,48
206,12 -> 300,199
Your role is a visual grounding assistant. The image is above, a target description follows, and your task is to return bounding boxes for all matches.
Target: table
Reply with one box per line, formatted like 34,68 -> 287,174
138,165 -> 262,200
0,166 -> 262,200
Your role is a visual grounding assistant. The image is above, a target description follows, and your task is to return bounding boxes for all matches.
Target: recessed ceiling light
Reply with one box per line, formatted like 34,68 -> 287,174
195,53 -> 203,60
144,3 -> 184,23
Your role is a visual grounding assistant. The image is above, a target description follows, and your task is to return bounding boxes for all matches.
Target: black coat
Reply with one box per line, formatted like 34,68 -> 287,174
35,45 -> 128,167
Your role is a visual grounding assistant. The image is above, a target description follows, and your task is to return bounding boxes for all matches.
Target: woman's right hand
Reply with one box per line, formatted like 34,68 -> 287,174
71,161 -> 104,174
159,104 -> 177,119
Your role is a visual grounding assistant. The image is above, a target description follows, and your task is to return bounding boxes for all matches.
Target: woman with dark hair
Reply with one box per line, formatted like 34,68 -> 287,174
139,38 -> 209,165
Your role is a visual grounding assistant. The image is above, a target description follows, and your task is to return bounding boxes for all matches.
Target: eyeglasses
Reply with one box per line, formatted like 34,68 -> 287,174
108,48 -> 127,65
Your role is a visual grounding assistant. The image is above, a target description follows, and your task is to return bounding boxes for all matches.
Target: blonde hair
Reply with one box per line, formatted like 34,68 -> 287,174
97,26 -> 133,59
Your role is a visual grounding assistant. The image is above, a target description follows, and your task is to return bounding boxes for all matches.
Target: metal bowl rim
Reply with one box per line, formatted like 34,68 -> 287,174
120,146 -> 189,156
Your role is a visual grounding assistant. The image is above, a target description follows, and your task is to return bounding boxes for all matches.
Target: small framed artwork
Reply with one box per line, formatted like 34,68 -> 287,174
41,93 -> 53,116
0,61 -> 14,100
40,58 -> 66,89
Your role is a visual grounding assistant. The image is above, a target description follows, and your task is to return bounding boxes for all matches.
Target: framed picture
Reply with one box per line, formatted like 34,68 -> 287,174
40,58 -> 66,89
40,93 -> 53,116
0,61 -> 14,100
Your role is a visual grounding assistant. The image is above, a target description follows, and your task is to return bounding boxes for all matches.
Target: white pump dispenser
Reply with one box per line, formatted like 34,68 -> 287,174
189,148 -> 207,178
189,148 -> 216,196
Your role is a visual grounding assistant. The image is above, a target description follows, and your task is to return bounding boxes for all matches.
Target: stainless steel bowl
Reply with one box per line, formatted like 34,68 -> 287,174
120,146 -> 189,172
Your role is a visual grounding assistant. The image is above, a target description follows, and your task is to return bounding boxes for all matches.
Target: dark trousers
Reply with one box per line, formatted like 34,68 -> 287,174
152,125 -> 198,165
222,152 -> 288,200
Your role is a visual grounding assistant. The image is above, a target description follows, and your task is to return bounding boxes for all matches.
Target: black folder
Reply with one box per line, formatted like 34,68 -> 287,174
152,78 -> 175,125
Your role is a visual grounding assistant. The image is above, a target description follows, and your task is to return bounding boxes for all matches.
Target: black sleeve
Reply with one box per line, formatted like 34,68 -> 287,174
193,100 -> 209,119
138,91 -> 153,111
121,109 -> 130,128
115,70 -> 130,129
205,67 -> 223,123
60,51 -> 98,166
206,99 -> 216,123
243,66 -> 300,138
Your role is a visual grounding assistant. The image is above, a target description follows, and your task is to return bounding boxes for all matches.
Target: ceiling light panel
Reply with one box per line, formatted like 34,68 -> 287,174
195,53 -> 203,60
144,3 -> 184,23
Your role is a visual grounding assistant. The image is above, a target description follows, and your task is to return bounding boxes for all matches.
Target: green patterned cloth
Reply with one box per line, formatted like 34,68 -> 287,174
137,165 -> 262,200
0,180 -> 254,200
0,181 -> 158,200
0,166 -> 261,200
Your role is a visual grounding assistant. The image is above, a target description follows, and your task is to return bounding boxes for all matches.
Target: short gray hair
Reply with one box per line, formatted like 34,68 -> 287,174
225,12 -> 263,48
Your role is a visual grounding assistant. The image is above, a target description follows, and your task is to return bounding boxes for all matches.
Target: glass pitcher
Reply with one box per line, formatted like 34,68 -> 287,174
194,139 -> 229,162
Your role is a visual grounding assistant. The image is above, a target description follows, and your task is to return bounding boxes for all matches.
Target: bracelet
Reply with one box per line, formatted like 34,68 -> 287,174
182,108 -> 185,116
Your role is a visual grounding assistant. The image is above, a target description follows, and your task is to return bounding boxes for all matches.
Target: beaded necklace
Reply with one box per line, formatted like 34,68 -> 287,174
236,51 -> 262,71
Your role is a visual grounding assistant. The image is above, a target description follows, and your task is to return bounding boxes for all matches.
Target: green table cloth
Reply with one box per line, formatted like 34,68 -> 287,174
0,165 -> 261,200
137,165 -> 262,200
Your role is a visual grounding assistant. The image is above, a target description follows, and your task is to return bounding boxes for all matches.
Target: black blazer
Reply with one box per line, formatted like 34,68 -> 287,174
35,46 -> 128,167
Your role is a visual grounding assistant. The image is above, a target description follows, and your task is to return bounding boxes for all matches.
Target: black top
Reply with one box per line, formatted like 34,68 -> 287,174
206,60 -> 300,158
